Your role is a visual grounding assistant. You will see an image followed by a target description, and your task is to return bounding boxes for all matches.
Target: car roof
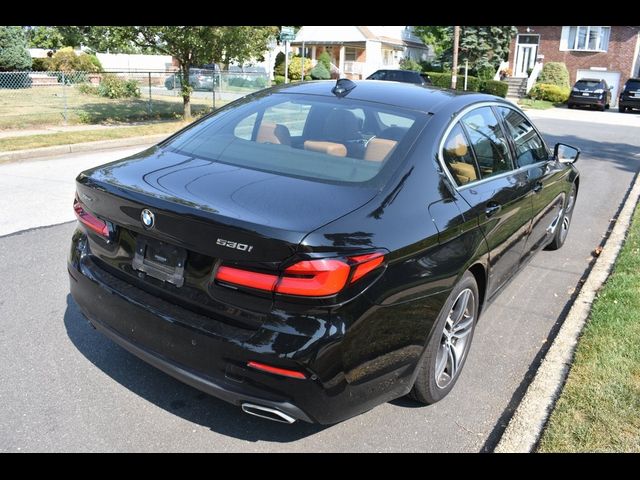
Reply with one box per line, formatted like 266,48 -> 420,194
266,80 -> 503,115
626,77 -> 640,82
576,78 -> 604,82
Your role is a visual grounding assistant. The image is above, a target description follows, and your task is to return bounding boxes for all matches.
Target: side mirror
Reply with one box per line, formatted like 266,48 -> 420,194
554,143 -> 580,164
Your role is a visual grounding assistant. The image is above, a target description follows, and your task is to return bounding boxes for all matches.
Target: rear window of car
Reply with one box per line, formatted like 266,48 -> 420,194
575,80 -> 601,89
625,80 -> 640,90
163,93 -> 426,185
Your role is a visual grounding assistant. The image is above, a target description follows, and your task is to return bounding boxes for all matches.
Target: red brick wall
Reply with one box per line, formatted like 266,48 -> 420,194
509,26 -> 640,91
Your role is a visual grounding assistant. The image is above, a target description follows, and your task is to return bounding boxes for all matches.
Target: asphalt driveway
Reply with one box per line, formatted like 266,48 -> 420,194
0,113 -> 638,452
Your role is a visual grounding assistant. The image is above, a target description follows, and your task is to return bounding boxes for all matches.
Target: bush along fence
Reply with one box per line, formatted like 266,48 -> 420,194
0,69 -> 269,128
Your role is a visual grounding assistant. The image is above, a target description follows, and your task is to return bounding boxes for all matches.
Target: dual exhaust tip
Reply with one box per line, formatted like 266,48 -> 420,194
241,403 -> 296,424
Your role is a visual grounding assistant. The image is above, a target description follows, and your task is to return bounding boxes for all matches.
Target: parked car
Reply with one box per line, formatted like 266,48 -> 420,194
69,79 -> 579,425
367,69 -> 432,86
618,77 -> 640,113
567,78 -> 612,111
164,68 -> 216,91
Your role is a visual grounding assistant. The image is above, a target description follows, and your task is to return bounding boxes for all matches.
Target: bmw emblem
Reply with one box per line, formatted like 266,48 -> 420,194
141,209 -> 155,229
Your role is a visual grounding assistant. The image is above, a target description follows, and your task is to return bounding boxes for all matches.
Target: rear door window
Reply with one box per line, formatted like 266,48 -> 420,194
442,123 -> 480,186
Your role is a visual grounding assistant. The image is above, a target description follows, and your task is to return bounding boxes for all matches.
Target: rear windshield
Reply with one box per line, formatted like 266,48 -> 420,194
575,80 -> 602,89
625,80 -> 640,90
163,92 -> 426,185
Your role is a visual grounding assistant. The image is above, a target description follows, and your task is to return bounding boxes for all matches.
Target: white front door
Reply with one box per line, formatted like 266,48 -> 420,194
515,44 -> 537,77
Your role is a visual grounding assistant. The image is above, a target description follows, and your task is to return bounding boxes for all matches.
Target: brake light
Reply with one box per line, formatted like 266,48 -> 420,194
247,361 -> 307,379
216,265 -> 278,291
215,252 -> 385,297
73,197 -> 109,237
276,259 -> 351,296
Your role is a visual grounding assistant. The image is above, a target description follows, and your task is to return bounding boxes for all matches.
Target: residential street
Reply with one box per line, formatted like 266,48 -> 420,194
0,113 -> 638,452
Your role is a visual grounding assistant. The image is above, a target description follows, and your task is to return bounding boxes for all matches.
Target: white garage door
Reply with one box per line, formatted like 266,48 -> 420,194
576,69 -> 621,107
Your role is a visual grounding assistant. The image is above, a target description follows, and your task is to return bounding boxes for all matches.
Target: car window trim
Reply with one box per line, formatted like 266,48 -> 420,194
438,101 -> 552,191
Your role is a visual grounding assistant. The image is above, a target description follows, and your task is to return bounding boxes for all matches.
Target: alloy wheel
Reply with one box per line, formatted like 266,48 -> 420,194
435,288 -> 476,389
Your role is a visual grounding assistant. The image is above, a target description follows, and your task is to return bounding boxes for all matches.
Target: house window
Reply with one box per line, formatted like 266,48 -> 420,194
345,47 -> 358,62
566,26 -> 610,52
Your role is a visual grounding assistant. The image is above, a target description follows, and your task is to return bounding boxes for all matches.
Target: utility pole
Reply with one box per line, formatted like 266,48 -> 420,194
451,26 -> 460,90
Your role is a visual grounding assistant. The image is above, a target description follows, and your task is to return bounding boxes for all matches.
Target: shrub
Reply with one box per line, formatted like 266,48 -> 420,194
47,47 -> 101,73
481,79 -> 509,98
77,83 -> 98,95
399,57 -> 421,72
476,64 -> 496,81
285,56 -> 313,81
310,62 -> 330,80
97,74 -> 140,99
0,26 -> 32,72
31,57 -> 50,71
318,51 -> 332,70
420,61 -> 443,72
528,83 -> 570,103
273,51 -> 285,78
536,62 -> 570,89
274,75 -> 285,85
254,76 -> 268,88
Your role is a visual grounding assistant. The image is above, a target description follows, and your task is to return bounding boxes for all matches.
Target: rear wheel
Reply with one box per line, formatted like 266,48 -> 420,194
410,271 -> 479,404
567,103 -> 574,109
546,183 -> 577,251
619,106 -> 627,113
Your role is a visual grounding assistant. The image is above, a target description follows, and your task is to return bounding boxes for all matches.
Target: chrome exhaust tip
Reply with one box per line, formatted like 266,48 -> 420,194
241,403 -> 296,424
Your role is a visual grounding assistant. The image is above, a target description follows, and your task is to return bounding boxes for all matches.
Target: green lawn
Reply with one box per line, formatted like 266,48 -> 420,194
0,121 -> 187,152
537,203 -> 640,452
518,99 -> 559,110
0,85 -> 221,129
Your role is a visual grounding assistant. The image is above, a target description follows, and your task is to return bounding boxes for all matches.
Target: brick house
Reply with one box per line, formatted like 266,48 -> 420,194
290,26 -> 431,80
508,26 -> 640,105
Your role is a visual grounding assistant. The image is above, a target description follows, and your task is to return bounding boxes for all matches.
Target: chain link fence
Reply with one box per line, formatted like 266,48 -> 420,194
0,69 -> 270,129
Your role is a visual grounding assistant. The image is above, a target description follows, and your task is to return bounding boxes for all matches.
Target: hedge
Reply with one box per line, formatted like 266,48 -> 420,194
536,62 -> 570,89
424,71 -> 508,97
528,83 -> 570,103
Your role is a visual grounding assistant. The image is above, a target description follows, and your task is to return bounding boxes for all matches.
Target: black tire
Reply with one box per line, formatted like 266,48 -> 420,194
567,103 -> 574,109
619,106 -> 626,113
546,183 -> 577,251
599,103 -> 606,112
410,271 -> 479,404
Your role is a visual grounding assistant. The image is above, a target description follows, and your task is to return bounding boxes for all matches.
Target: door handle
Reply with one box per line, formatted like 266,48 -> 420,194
485,202 -> 501,218
532,181 -> 543,193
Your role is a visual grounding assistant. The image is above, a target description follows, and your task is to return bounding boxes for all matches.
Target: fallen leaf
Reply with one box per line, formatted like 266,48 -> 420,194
593,246 -> 603,256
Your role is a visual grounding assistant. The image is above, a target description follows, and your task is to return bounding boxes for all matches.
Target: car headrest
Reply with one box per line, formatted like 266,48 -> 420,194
364,138 -> 397,162
323,109 -> 361,142
304,140 -> 347,157
256,122 -> 292,145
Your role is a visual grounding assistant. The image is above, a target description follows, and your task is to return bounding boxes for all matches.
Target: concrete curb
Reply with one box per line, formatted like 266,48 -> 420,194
494,172 -> 640,453
0,133 -> 168,164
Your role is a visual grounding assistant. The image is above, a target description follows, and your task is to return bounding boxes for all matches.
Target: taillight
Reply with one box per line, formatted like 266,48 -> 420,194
214,252 -> 385,297
73,197 -> 109,237
276,259 -> 350,296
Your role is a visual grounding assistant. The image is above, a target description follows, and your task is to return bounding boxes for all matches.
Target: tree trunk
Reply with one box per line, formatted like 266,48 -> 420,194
183,95 -> 192,121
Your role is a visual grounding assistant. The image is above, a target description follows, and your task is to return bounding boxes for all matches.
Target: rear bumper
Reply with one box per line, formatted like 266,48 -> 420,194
619,97 -> 640,108
68,230 -> 420,424
569,95 -> 605,106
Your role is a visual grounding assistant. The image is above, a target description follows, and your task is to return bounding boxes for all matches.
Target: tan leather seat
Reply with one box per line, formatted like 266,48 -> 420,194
449,162 -> 477,184
304,141 -> 347,157
256,122 -> 291,145
364,138 -> 397,162
444,133 -> 477,185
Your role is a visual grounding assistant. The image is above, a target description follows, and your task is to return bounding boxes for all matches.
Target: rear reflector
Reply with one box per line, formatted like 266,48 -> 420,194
215,252 -> 385,297
247,361 -> 307,379
73,198 -> 109,237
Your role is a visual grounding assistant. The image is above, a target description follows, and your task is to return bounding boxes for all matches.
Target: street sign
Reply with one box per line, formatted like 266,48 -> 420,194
280,26 -> 296,42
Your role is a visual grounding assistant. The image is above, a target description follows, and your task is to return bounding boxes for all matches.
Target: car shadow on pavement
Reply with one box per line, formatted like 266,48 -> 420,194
63,294 -> 328,442
541,134 -> 640,174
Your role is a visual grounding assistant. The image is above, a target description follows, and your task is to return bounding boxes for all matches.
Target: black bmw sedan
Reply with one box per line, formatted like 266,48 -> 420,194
68,79 -> 580,425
